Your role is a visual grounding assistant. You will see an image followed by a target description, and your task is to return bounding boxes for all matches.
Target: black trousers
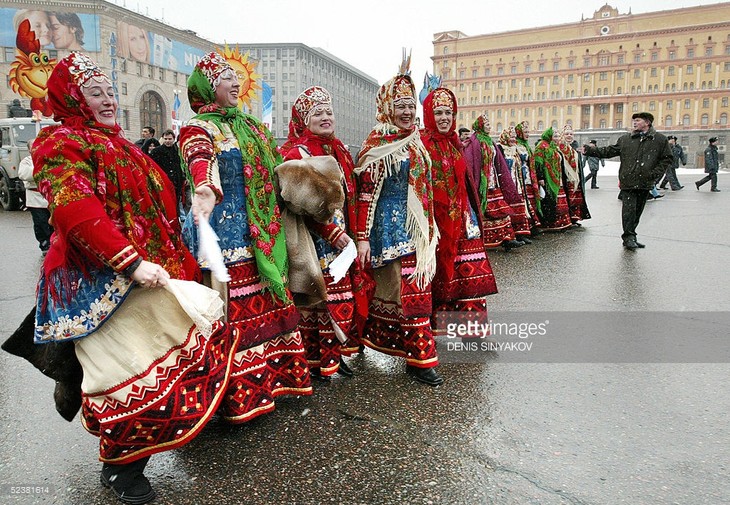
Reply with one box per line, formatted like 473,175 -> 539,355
584,169 -> 599,188
619,189 -> 650,243
659,167 -> 681,190
696,173 -> 718,190
29,207 -> 53,250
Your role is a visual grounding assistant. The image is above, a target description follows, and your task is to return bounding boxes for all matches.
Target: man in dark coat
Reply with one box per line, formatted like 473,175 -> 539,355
658,136 -> 686,191
149,129 -> 184,207
695,137 -> 721,192
582,139 -> 605,189
583,112 -> 672,250
134,126 -> 160,154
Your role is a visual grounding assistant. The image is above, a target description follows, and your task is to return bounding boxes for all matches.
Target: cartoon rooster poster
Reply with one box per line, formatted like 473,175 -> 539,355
9,19 -> 56,120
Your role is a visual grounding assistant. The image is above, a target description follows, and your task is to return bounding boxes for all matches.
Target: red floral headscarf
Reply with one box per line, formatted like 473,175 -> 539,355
420,87 -> 468,284
34,52 -> 195,304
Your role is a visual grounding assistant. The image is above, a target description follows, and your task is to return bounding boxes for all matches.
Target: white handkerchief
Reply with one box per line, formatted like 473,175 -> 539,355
198,217 -> 231,282
328,240 -> 356,283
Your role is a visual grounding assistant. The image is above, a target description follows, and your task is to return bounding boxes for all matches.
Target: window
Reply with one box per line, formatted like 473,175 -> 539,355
668,50 -> 676,60
685,99 -> 691,109
723,97 -> 729,107
567,75 -> 574,83
651,52 -> 659,61
632,102 -> 639,112
498,67 -> 504,75
459,70 -> 465,79
568,60 -> 575,69
687,65 -> 694,75
538,77 -> 545,85
720,113 -> 728,125
553,76 -> 559,85
701,113 -> 709,125
599,104 -> 608,114
665,115 -> 672,127
525,64 -> 532,73
568,105 -> 573,114
667,100 -> 673,110
498,80 -> 504,89
599,72 -> 607,81
472,83 -> 478,91
472,69 -> 478,78
459,83 -> 465,91
617,55 -> 625,64
705,63 -> 712,73
511,65 -> 517,74
703,98 -> 710,108
668,66 -> 675,76
121,82 -> 127,95
525,78 -> 531,86
600,119 -> 607,128
485,68 -> 491,77
687,48 -> 695,58
725,62 -> 730,72
706,47 -> 714,57
650,68 -> 657,77
634,53 -> 642,63
649,101 -> 656,111
634,69 -> 641,78
553,61 -> 559,71
617,70 -> 624,79
616,120 -> 623,129
539,63 -> 545,71
617,87 -> 622,94
584,57 -> 591,67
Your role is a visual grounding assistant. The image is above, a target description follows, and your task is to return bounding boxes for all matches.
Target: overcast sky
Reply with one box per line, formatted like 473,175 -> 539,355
126,0 -> 726,85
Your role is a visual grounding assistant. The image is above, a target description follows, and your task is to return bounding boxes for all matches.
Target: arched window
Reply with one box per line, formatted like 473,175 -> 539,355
496,122 -> 503,131
596,89 -> 602,96
701,82 -> 707,90
690,82 -> 695,90
551,120 -> 558,129
604,87 -> 609,95
683,83 -> 688,91
665,84 -> 670,92
537,120 -> 544,130
140,91 -> 164,135
701,113 -> 709,125
672,83 -> 676,91
683,114 -> 690,126
665,115 -> 672,127
720,113 -> 728,125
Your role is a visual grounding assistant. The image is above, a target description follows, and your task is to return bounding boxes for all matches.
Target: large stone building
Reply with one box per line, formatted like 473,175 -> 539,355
433,2 -> 730,165
0,0 -> 378,148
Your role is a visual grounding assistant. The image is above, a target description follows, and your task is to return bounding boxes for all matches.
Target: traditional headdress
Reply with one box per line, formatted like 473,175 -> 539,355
47,51 -> 112,126
187,52 -> 235,113
281,86 -> 333,150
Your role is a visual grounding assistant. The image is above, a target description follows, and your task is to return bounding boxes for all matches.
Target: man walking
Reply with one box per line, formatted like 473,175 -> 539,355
658,136 -> 686,191
695,137 -> 721,192
582,112 -> 672,250
582,139 -> 605,189
149,129 -> 185,209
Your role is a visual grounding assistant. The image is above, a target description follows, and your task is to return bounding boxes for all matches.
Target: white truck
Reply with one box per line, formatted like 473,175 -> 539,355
0,118 -> 56,211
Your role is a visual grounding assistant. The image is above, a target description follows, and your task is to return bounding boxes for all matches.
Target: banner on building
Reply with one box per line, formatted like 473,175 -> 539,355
262,81 -> 272,129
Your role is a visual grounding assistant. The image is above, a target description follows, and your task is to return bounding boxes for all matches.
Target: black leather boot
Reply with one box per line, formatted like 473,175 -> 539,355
101,456 -> 156,504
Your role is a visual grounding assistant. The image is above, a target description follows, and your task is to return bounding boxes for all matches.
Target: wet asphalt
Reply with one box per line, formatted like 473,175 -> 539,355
0,171 -> 728,505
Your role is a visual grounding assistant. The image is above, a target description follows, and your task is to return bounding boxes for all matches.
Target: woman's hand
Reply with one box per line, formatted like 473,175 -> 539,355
192,185 -> 216,226
131,260 -> 171,289
357,240 -> 371,267
333,233 -> 352,251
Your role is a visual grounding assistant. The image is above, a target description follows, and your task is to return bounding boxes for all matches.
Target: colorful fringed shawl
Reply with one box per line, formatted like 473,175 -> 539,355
472,115 -> 495,215
355,74 -> 438,288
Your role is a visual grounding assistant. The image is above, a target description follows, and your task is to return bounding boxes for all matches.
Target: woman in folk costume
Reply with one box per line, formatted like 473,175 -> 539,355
462,113 -> 523,252
354,70 -> 443,386
514,121 -> 542,233
533,127 -> 573,230
497,127 -> 533,243
280,86 -> 358,379
420,88 -> 497,317
558,124 -> 591,225
30,52 -> 242,504
180,52 -> 311,422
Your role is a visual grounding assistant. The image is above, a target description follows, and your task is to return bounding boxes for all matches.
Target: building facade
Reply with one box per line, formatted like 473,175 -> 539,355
0,0 -> 378,149
433,3 -> 730,166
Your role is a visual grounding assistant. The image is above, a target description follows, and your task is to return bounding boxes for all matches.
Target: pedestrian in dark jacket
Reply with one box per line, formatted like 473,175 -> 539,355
582,112 -> 672,250
658,136 -> 686,190
695,137 -> 721,192
582,139 -> 605,189
149,129 -> 185,207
